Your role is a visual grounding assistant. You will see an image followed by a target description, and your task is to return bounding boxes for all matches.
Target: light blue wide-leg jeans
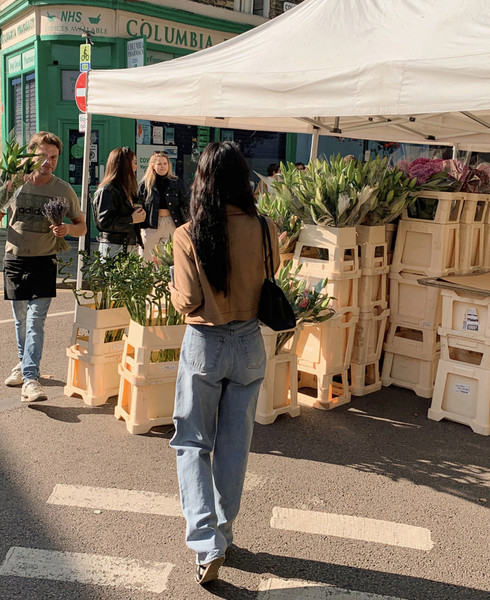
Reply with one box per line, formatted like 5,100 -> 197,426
11,297 -> 52,381
170,318 -> 266,565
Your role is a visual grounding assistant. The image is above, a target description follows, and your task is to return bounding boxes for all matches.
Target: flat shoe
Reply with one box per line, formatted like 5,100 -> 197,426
195,556 -> 225,585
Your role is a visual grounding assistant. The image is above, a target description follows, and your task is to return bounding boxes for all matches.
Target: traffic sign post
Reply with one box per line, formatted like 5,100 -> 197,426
75,72 -> 87,112
80,43 -> 91,72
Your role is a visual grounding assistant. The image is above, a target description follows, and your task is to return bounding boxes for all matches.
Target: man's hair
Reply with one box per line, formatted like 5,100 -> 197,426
27,131 -> 63,154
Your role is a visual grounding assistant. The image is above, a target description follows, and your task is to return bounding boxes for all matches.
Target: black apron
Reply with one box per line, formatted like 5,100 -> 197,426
3,254 -> 57,301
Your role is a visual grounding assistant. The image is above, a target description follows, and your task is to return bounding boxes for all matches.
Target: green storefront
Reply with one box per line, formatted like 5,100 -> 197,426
1,0 -> 292,215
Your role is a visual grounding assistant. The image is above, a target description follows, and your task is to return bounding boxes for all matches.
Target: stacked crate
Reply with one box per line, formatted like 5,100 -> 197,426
381,192 -> 464,397
64,304 -> 130,406
292,225 -> 360,410
429,287 -> 490,435
350,225 -> 390,395
459,194 -> 489,273
115,321 -> 187,434
256,324 -> 303,425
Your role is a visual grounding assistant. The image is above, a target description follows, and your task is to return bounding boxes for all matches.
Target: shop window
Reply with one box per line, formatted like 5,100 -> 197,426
25,74 -> 36,142
9,72 -> 36,145
234,0 -> 269,17
11,77 -> 22,143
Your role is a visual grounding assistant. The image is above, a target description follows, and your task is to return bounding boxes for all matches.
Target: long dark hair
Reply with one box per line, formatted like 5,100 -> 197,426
99,147 -> 137,202
189,142 -> 257,296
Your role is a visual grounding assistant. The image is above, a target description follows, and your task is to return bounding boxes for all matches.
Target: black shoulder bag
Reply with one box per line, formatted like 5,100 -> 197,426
258,215 -> 297,331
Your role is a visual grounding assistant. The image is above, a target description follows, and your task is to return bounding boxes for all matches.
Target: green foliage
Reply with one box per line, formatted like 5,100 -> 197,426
262,155 -> 418,228
257,189 -> 301,253
273,261 -> 334,354
0,139 -> 43,211
59,244 -> 184,353
363,155 -> 418,225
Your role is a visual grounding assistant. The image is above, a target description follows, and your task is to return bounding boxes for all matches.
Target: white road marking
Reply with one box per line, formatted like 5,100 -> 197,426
47,484 -> 182,517
0,547 -> 173,593
258,577 -> 408,599
347,408 -> 421,428
0,310 -> 75,324
243,470 -> 267,492
270,508 -> 433,551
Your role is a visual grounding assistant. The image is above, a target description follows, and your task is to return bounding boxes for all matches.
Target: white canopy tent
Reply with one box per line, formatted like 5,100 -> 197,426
78,0 -> 490,285
86,0 -> 490,148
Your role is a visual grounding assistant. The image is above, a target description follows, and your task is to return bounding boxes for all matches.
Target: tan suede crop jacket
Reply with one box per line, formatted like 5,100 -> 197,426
170,207 -> 280,325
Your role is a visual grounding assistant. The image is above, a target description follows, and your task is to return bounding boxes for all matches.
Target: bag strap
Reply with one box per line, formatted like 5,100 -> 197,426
258,215 -> 275,281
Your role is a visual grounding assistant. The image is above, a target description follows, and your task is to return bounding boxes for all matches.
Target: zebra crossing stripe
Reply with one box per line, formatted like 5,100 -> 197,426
0,547 -> 173,593
258,577 -> 408,599
270,508 -> 433,551
47,484 -> 182,517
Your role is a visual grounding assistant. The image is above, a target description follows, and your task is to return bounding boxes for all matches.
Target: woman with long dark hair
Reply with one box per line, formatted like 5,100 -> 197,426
138,151 -> 187,261
169,142 -> 279,585
92,147 -> 146,256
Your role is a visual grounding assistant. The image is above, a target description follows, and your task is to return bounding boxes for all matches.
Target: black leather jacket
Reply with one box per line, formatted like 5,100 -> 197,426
138,176 -> 188,229
92,182 -> 142,247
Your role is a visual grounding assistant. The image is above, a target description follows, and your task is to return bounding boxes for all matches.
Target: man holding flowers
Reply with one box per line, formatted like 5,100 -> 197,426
1,131 -> 86,402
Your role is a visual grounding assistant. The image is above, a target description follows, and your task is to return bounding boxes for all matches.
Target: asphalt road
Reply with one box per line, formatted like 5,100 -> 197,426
0,255 -> 489,599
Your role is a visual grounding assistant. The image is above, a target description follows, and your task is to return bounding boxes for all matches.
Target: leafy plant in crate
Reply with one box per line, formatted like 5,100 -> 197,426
273,261 -> 334,354
58,250 -> 128,342
111,239 -> 185,362
363,157 -> 417,225
269,156 -> 379,228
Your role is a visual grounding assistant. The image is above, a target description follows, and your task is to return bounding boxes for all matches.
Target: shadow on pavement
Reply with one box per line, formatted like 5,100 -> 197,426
209,546 -> 490,600
251,386 -> 490,508
27,399 -> 116,423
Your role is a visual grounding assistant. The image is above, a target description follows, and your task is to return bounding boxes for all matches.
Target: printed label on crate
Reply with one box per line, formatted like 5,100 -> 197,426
161,363 -> 178,372
454,383 -> 471,394
423,321 -> 433,328
111,343 -> 124,351
463,308 -> 479,331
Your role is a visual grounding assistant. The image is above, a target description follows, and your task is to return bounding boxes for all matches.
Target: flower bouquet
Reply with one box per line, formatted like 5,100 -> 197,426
273,261 -> 334,354
0,139 -> 42,213
267,156 -> 379,228
363,157 -> 417,225
398,157 -> 468,193
42,196 -> 71,253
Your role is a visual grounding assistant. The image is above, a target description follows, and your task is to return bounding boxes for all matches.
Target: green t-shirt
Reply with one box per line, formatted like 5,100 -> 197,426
5,175 -> 82,257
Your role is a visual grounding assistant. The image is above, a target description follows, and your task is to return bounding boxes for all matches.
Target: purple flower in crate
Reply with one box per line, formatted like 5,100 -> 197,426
409,158 -> 443,184
396,159 -> 411,176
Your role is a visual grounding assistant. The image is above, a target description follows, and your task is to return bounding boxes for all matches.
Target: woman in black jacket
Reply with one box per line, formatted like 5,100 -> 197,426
138,151 -> 187,260
92,147 -> 146,256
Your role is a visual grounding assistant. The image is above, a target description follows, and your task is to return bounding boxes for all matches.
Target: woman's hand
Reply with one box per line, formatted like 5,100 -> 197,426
132,207 -> 146,224
168,282 -> 176,293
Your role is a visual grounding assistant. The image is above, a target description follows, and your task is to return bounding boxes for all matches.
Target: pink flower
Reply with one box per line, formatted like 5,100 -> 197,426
299,296 -> 309,309
409,158 -> 443,184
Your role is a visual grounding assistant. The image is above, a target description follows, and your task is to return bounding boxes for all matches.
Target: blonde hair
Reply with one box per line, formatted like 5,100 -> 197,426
141,151 -> 177,198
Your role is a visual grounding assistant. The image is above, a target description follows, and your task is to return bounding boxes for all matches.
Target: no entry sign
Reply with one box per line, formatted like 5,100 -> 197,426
75,72 -> 87,112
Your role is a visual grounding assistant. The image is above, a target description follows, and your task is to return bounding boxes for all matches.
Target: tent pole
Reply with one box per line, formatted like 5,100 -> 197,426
77,112 -> 92,291
452,143 -> 458,159
310,126 -> 320,160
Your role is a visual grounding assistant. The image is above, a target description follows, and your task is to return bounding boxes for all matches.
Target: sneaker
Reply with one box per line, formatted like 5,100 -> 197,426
5,362 -> 23,387
21,379 -> 47,402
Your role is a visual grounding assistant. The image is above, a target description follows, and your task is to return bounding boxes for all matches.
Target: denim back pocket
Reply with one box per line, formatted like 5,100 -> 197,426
239,329 -> 266,370
187,327 -> 226,373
